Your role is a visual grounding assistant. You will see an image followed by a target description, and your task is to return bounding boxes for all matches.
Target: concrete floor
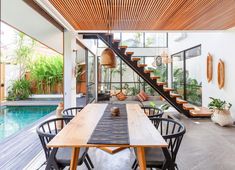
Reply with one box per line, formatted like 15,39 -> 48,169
24,111 -> 235,170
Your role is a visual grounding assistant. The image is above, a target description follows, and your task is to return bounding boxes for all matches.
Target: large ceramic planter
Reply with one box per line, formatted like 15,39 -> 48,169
211,109 -> 233,126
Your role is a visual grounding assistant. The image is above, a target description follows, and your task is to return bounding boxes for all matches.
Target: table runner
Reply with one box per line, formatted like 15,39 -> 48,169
87,104 -> 129,145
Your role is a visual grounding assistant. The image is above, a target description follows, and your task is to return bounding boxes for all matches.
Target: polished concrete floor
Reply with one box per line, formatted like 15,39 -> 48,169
24,111 -> 235,170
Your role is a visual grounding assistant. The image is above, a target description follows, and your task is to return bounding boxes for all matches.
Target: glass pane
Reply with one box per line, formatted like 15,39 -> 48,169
145,57 -> 167,82
98,40 -> 107,48
98,57 -> 121,83
185,46 -> 202,106
145,33 -> 167,47
121,33 -> 144,47
87,51 -> 95,103
122,83 -> 140,96
113,32 -> 121,40
97,32 -> 120,48
172,52 -> 184,98
122,61 -> 139,82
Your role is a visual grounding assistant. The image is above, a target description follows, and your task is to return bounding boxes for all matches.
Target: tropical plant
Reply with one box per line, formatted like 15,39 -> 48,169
148,64 -> 167,82
30,55 -> 63,93
15,32 -> 35,79
149,102 -> 170,111
172,68 -> 202,106
208,97 -> 232,111
7,78 -> 31,100
186,78 -> 202,106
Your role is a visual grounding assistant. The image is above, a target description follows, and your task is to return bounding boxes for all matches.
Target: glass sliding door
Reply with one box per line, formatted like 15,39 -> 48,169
185,46 -> 202,106
86,51 -> 96,103
171,52 -> 185,98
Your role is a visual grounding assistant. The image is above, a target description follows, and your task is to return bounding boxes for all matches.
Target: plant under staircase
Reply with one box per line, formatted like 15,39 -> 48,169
82,33 -> 212,118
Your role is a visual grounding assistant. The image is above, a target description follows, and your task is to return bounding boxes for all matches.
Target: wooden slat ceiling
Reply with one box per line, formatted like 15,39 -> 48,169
48,0 -> 235,30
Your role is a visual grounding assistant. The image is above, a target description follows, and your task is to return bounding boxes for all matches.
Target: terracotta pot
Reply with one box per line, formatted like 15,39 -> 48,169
211,109 -> 233,126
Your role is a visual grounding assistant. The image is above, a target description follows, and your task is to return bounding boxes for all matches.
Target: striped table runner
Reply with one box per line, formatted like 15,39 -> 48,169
87,104 -> 129,145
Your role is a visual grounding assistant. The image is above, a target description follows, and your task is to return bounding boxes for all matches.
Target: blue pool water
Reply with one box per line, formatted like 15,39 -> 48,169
0,105 -> 57,140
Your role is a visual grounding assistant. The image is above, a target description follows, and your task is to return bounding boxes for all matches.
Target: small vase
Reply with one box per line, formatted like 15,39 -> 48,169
211,109 -> 233,126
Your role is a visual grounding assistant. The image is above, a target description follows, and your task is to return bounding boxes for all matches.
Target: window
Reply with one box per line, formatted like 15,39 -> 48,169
98,32 -> 121,48
86,51 -> 96,103
185,46 -> 202,105
97,32 -> 167,48
122,32 -> 144,47
145,33 -> 167,47
98,56 -> 167,96
171,52 -> 184,98
171,45 -> 202,106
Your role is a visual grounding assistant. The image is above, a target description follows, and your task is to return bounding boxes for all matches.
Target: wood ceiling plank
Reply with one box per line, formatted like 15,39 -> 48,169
48,0 -> 235,30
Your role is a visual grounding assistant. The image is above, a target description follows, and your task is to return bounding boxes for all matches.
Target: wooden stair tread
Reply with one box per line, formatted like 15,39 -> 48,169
163,87 -> 174,92
144,70 -> 153,73
189,107 -> 213,117
131,57 -> 141,61
157,82 -> 167,86
113,39 -> 121,42
176,98 -> 188,104
119,46 -> 128,48
151,76 -> 160,80
138,64 -> 147,67
183,103 -> 195,110
170,93 -> 181,98
126,52 -> 134,55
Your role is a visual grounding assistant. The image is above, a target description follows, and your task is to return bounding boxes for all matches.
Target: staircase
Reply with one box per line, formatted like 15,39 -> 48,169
82,33 -> 212,118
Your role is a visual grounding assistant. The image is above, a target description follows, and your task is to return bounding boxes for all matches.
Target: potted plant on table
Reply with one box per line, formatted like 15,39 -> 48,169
208,97 -> 233,126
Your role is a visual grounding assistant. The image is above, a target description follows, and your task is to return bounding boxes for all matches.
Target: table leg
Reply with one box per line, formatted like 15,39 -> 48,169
136,147 -> 146,170
70,147 -> 80,170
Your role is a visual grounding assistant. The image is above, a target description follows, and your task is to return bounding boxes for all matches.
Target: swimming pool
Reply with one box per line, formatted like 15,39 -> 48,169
0,105 -> 57,140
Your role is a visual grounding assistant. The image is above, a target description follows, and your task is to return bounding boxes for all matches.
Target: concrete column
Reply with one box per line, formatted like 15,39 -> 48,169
63,30 -> 77,108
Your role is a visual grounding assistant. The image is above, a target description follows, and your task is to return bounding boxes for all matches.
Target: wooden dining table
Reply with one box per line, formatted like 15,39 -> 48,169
47,103 -> 168,170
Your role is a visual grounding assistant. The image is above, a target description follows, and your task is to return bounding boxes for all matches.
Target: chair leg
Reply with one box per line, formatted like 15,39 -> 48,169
46,148 -> 60,170
84,158 -> 91,170
134,162 -> 138,170
86,154 -> 94,168
132,159 -> 137,169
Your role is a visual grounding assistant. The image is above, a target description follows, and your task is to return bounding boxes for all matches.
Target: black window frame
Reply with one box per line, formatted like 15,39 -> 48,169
97,32 -> 168,48
171,45 -> 202,106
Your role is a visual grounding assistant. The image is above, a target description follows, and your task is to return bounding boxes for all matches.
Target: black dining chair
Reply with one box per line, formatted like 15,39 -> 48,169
132,117 -> 186,170
141,106 -> 164,118
37,118 -> 94,170
62,106 -> 84,123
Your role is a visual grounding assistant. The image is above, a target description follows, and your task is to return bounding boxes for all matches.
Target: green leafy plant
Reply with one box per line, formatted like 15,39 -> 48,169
148,64 -> 167,82
160,103 -> 170,111
15,32 -> 35,79
149,102 -> 170,111
7,78 -> 31,100
30,55 -> 63,93
172,68 -> 202,106
208,97 -> 232,111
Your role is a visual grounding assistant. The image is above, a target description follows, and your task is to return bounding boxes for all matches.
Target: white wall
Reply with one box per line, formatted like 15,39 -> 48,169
4,65 -> 20,96
1,0 -> 63,54
168,32 -> 235,119
63,31 -> 77,108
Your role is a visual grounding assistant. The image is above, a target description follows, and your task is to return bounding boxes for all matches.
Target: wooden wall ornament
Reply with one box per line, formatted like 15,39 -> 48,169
207,53 -> 213,82
217,59 -> 225,89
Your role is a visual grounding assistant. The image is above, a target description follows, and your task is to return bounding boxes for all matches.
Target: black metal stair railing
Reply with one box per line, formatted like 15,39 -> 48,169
82,33 -> 189,116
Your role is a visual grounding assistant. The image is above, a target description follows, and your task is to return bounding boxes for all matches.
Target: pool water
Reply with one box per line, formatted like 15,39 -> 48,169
0,105 -> 57,140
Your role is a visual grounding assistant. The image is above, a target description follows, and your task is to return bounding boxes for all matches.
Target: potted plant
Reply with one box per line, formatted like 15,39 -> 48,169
208,97 -> 233,126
